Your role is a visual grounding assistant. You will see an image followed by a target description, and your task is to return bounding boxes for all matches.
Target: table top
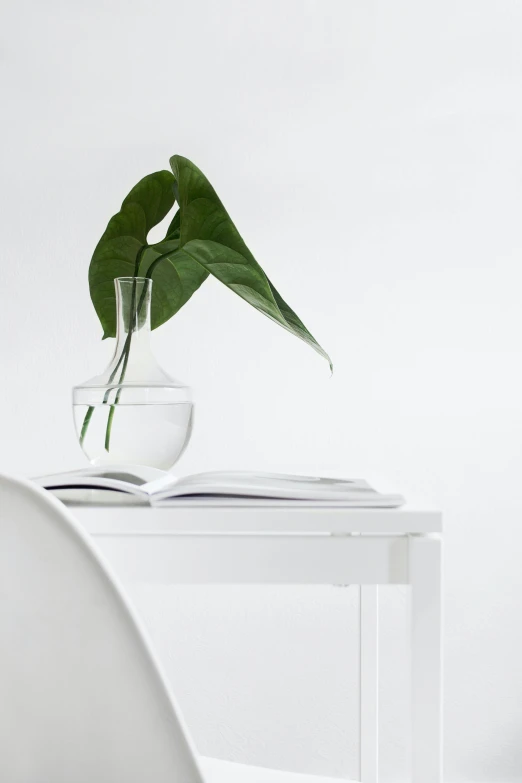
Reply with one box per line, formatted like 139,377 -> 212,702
71,501 -> 442,535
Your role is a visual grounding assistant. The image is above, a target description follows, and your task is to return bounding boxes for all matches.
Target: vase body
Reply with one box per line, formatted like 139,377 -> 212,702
73,277 -> 193,469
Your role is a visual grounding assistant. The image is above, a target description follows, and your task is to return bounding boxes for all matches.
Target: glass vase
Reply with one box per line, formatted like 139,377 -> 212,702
73,277 -> 193,469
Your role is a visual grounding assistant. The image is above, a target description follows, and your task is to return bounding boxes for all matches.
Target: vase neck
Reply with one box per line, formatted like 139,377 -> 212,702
114,277 -> 151,353
109,276 -> 163,382
77,275 -> 183,390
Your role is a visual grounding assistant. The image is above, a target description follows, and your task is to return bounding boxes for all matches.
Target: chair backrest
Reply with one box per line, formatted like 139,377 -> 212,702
0,473 -> 206,783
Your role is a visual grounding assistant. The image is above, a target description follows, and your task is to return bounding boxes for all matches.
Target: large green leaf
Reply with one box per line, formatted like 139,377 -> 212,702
137,239 -> 208,330
89,172 -> 207,337
88,156 -> 330,370
89,170 -> 176,338
170,155 -> 332,369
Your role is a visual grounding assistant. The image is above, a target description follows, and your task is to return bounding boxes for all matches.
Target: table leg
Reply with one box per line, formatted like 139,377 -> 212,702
409,535 -> 443,783
360,585 -> 379,783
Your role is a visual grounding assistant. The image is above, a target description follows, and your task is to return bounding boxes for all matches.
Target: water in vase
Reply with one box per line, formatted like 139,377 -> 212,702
73,401 -> 193,470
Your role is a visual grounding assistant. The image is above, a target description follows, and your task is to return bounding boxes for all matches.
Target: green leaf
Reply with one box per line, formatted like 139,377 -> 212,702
88,157 -> 331,372
89,170 -> 177,338
170,155 -> 331,369
165,209 -> 181,239
138,240 -> 208,330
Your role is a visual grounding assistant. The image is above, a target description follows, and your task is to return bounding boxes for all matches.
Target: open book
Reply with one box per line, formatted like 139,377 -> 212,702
33,466 -> 405,508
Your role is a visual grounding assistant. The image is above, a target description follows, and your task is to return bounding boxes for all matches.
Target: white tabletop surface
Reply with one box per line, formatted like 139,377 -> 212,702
70,500 -> 442,535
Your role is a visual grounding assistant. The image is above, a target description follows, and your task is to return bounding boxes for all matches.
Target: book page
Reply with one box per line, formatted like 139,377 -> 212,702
157,471 -> 376,501
33,465 -> 171,497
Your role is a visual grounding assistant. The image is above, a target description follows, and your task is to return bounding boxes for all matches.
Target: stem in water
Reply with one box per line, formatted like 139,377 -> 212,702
80,247 -> 148,448
104,275 -> 138,452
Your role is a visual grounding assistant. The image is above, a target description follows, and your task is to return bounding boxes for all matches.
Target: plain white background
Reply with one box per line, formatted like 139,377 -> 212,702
1,0 -> 521,780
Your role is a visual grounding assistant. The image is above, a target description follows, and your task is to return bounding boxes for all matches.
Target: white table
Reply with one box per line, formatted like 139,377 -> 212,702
74,501 -> 443,783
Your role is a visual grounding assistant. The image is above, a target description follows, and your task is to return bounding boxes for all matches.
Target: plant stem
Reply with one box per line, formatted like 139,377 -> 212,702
79,331 -> 131,446
104,340 -> 132,450
79,405 -> 94,444
143,250 -> 173,279
79,247 -> 148,448
104,272 -> 140,452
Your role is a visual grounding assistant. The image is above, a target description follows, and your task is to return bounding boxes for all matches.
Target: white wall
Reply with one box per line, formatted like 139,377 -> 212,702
1,0 -> 521,779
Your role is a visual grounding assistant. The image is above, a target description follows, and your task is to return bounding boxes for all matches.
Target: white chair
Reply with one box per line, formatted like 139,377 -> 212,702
0,473 -> 350,783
